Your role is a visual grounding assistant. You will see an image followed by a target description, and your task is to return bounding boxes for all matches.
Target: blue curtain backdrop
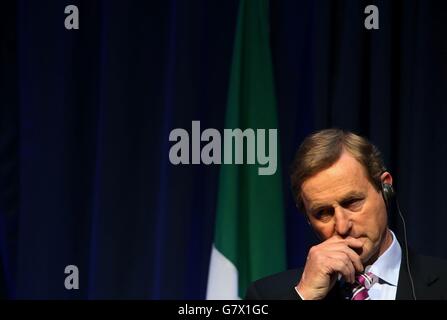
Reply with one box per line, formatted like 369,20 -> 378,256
0,0 -> 446,299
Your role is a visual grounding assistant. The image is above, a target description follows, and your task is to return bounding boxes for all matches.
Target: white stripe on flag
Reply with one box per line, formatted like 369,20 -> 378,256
206,244 -> 240,300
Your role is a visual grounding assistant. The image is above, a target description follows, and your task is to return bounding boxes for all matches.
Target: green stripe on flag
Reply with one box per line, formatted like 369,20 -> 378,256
212,0 -> 286,298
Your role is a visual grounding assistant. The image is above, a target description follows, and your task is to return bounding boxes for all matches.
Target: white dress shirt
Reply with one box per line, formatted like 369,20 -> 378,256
364,229 -> 401,300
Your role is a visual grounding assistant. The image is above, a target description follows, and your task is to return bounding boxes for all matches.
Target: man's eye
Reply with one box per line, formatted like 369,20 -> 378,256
343,198 -> 363,210
315,209 -> 332,221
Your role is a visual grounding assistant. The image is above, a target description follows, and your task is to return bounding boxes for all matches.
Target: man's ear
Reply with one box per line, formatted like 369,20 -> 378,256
380,171 -> 393,185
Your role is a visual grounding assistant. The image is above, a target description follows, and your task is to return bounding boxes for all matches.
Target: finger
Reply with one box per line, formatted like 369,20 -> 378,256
321,236 -> 363,249
319,242 -> 364,273
343,247 -> 364,273
344,237 -> 365,248
326,252 -> 356,283
324,235 -> 344,243
329,256 -> 355,283
341,252 -> 357,283
333,245 -> 364,273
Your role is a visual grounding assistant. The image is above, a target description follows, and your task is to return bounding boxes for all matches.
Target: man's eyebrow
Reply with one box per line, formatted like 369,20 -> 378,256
308,191 -> 366,212
339,191 -> 365,202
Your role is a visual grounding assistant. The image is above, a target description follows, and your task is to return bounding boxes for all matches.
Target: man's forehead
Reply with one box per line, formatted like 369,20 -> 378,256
301,152 -> 370,202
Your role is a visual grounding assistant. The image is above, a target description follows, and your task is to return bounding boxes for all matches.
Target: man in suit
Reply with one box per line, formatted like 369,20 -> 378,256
246,129 -> 447,300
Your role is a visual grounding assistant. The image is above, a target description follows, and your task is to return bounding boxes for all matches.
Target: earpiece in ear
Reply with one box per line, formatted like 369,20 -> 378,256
381,183 -> 395,210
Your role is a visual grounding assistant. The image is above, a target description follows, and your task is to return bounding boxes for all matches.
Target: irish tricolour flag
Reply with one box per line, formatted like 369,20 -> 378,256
206,0 -> 286,299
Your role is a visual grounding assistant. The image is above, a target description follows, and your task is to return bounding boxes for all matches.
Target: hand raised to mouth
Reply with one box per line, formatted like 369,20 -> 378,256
295,236 -> 365,300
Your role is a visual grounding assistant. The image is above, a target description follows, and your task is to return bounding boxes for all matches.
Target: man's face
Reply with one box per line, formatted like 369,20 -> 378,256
301,151 -> 392,265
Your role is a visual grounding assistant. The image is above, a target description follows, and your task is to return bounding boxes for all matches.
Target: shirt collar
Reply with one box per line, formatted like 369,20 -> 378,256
365,229 -> 401,286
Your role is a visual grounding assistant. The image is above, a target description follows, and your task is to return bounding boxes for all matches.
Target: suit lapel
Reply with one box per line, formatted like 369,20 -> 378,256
396,248 -> 442,299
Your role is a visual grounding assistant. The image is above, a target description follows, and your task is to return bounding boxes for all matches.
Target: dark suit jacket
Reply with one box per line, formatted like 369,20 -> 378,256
245,250 -> 447,300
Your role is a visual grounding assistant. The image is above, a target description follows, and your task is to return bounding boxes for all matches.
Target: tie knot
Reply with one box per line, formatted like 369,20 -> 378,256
349,272 -> 378,300
356,272 -> 378,289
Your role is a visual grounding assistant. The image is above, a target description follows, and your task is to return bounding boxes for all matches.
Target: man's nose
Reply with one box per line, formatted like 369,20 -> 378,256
333,207 -> 352,237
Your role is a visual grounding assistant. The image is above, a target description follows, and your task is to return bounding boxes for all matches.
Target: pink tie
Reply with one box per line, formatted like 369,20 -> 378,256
351,272 -> 377,300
